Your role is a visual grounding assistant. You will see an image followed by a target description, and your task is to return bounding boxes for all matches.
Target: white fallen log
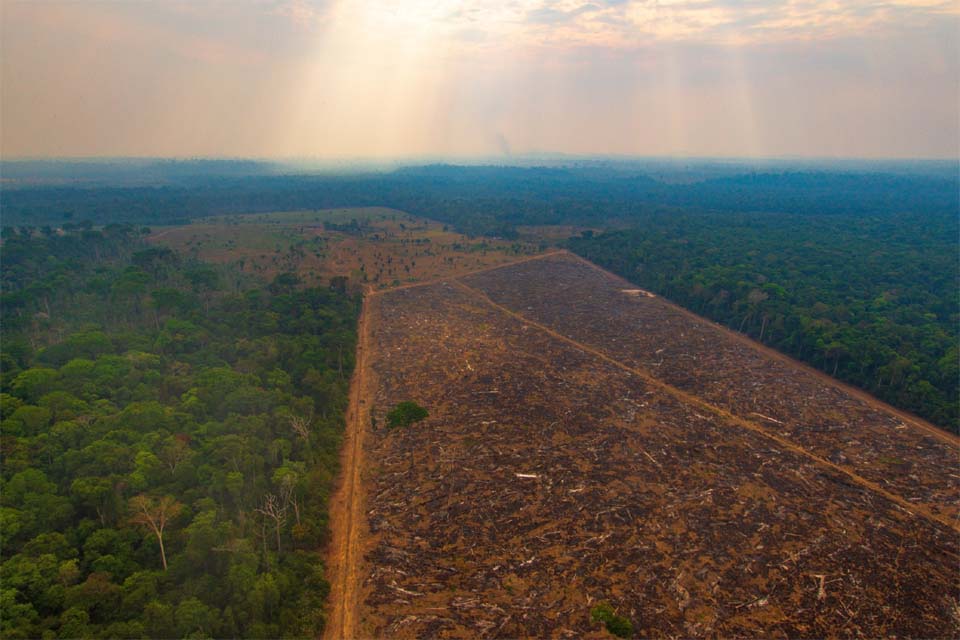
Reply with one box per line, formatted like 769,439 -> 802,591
750,412 -> 786,425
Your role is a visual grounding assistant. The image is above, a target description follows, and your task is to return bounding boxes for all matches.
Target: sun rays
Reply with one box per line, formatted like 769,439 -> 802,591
1,0 -> 956,158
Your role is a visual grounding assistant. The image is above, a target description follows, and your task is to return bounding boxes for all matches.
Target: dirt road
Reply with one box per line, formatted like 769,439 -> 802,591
324,292 -> 375,640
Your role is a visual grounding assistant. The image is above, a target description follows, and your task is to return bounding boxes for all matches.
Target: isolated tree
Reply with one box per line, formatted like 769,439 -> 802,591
129,495 -> 182,571
386,401 -> 428,429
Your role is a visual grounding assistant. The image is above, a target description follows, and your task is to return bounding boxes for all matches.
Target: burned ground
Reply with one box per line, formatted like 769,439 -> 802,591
354,258 -> 959,638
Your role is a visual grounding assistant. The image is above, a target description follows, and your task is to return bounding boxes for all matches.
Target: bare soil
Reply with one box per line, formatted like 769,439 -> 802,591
461,253 -> 960,523
149,208 -> 539,290
330,251 -> 959,638
325,291 -> 375,640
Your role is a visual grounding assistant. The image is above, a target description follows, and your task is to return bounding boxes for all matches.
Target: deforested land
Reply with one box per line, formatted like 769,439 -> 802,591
331,251 -> 958,639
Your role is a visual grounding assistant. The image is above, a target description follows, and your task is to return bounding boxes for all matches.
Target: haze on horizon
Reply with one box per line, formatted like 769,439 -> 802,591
2,0 -> 957,160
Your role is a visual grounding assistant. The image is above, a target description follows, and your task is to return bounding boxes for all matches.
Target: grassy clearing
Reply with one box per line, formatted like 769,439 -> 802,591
207,207 -> 405,225
150,207 -> 544,290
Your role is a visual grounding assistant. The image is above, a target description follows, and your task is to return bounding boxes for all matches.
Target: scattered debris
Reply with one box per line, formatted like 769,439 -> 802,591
355,254 -> 958,639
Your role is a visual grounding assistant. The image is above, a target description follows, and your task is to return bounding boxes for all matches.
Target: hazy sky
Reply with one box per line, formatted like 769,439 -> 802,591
2,0 -> 957,159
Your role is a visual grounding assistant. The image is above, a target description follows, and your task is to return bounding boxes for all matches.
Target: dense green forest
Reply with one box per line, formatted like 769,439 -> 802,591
0,226 -> 358,638
3,160 -> 956,432
4,164 -> 957,239
568,210 -> 959,432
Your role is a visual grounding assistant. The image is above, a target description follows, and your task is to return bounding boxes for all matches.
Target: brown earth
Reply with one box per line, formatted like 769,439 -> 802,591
325,288 -> 375,640
149,208 -> 540,290
326,250 -> 958,639
324,253 -> 567,640
461,253 -> 960,524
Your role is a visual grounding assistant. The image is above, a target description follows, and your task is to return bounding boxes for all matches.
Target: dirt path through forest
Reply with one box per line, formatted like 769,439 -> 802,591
324,291 -> 374,640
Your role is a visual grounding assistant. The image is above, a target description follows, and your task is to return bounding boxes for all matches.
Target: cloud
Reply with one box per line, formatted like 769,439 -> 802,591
2,0 -> 956,158
527,3 -> 601,25
450,0 -> 958,49
250,0 -> 957,55
270,0 -> 332,29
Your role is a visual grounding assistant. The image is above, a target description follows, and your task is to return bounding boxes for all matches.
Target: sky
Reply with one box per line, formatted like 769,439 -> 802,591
1,0 -> 957,159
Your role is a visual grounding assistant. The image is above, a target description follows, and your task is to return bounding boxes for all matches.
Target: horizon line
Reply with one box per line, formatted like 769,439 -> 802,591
3,153 -> 958,164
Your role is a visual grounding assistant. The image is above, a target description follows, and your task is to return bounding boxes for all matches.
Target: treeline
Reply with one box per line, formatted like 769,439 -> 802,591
4,163 -> 956,433
1,227 -> 359,638
4,165 -> 957,238
568,209 -> 959,432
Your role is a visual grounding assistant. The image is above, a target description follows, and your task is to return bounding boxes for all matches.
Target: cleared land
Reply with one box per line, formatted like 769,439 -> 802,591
149,207 -> 540,289
462,254 -> 959,525
335,251 -> 957,638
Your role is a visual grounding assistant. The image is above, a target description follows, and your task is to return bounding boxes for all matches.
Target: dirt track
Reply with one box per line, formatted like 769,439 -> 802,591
324,291 -> 376,640
325,250 -> 959,638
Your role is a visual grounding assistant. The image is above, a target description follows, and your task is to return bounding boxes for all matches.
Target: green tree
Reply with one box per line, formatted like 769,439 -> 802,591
385,401 -> 428,429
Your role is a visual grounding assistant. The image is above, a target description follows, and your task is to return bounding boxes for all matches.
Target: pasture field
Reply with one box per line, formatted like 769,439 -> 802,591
149,207 -> 542,289
333,251 -> 958,639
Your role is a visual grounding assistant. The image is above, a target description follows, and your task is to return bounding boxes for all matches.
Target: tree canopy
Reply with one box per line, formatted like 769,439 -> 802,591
1,227 -> 359,638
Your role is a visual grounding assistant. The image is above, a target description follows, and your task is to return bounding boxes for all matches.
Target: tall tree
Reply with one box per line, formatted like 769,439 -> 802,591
129,495 -> 181,571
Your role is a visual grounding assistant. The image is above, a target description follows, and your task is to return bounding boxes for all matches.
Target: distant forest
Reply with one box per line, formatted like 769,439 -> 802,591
3,163 -> 957,432
1,227 -> 358,637
4,163 -> 957,234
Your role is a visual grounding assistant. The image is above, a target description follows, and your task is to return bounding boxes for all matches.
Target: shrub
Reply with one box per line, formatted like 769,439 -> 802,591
385,401 -> 428,429
591,602 -> 634,638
